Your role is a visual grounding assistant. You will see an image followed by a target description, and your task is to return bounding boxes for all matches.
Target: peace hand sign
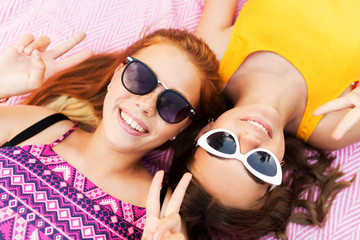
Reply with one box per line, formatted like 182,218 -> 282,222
0,32 -> 93,98
142,171 -> 192,240
314,85 -> 360,140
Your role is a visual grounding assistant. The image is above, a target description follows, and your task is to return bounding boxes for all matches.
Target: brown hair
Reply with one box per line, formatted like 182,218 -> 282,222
24,28 -> 222,136
169,134 -> 354,240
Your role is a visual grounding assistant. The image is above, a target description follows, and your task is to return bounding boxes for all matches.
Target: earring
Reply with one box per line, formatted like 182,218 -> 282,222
107,82 -> 112,90
280,159 -> 285,166
172,136 -> 177,141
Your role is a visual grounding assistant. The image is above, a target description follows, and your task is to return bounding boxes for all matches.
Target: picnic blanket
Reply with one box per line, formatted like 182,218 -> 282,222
0,1 -> 358,239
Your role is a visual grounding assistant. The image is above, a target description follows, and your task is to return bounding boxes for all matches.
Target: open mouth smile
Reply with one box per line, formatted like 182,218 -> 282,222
242,119 -> 272,138
120,110 -> 148,133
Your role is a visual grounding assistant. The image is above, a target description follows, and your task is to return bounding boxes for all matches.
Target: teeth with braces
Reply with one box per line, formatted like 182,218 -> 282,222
246,120 -> 269,136
120,111 -> 147,133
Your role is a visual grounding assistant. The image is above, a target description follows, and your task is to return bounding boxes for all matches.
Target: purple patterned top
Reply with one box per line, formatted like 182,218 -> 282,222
0,123 -> 171,239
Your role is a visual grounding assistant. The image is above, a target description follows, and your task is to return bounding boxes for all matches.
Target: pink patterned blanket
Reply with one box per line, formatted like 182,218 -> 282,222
0,1 -> 358,239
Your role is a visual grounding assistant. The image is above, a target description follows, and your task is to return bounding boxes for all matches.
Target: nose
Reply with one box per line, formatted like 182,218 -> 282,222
135,85 -> 163,117
237,131 -> 262,154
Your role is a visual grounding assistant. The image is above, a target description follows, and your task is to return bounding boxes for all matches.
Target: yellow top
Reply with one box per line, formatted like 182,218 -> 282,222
219,0 -> 360,142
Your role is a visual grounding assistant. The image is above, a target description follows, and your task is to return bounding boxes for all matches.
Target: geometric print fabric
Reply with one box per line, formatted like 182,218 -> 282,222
0,126 -> 146,239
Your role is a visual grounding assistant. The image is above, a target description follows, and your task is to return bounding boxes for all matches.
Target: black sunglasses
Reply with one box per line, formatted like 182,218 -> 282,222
197,129 -> 282,188
121,56 -> 196,124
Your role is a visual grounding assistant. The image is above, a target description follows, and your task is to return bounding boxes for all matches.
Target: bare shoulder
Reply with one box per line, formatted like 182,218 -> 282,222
0,105 -> 73,146
0,105 -> 58,126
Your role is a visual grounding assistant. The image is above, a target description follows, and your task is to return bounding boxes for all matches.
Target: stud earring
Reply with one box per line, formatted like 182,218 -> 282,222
107,82 -> 112,90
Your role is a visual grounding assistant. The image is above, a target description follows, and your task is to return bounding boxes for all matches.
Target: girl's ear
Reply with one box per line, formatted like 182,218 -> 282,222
111,62 -> 125,80
114,62 -> 125,73
195,121 -> 214,141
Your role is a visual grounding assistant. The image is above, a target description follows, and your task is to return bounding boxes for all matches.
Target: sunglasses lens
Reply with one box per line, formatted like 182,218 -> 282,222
206,132 -> 236,154
157,91 -> 191,123
123,61 -> 157,95
247,151 -> 278,177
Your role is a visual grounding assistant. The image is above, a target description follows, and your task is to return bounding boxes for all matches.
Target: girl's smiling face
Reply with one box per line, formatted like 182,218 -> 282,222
102,42 -> 202,154
191,104 -> 285,208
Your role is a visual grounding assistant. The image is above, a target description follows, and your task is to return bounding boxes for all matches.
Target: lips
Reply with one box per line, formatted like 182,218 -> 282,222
241,118 -> 273,138
120,110 -> 148,133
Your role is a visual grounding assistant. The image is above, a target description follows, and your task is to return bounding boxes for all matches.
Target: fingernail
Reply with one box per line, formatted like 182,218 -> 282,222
18,45 -> 24,53
332,132 -> 342,141
24,46 -> 33,55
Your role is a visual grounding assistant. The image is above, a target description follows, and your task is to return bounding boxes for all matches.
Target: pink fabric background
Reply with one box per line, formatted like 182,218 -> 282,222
0,1 -> 358,239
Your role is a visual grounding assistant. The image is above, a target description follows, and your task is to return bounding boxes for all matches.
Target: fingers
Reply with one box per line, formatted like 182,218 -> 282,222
48,31 -> 87,59
142,171 -> 165,240
27,49 -> 46,90
153,174 -> 191,240
15,35 -> 51,56
313,98 -> 353,116
56,48 -> 93,70
165,173 -> 192,216
14,32 -> 88,60
331,108 -> 360,140
13,34 -> 34,52
153,213 -> 183,240
143,172 -> 191,240
146,170 -> 165,218
314,89 -> 360,140
23,35 -> 51,55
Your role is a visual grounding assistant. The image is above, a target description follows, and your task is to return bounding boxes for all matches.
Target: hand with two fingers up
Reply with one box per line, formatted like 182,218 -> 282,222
314,82 -> 360,140
0,32 -> 93,99
142,171 -> 192,240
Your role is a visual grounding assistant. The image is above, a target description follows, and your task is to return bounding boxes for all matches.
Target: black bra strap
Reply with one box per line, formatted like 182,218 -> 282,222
1,113 -> 69,147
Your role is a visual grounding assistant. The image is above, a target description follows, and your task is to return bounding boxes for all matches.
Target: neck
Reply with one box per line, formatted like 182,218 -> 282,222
224,63 -> 307,132
60,123 -> 153,207
80,125 -> 149,178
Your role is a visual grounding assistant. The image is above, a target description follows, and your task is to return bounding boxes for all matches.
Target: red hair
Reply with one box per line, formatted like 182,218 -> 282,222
24,29 -> 222,131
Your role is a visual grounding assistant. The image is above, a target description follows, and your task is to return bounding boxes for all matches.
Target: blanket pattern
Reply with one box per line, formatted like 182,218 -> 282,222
0,1 -> 359,239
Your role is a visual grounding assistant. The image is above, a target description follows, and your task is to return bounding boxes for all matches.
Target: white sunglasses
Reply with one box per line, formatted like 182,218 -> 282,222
197,128 -> 282,187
